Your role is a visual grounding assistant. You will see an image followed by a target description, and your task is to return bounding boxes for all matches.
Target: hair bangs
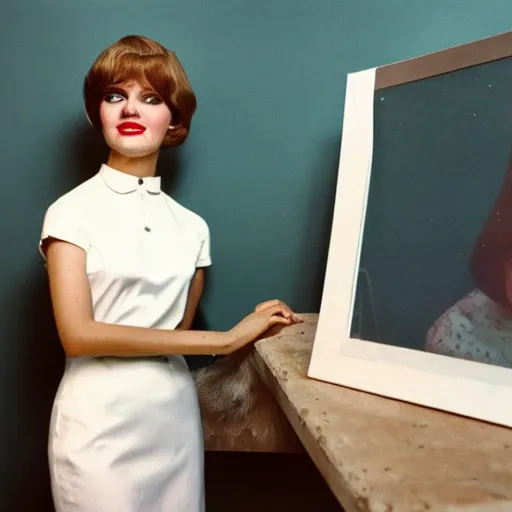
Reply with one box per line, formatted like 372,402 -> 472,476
103,53 -> 173,101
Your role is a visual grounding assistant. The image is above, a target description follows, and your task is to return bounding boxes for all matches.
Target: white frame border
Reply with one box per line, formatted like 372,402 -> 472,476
308,30 -> 512,428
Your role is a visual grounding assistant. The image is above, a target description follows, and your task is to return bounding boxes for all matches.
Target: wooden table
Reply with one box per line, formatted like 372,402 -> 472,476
249,314 -> 512,512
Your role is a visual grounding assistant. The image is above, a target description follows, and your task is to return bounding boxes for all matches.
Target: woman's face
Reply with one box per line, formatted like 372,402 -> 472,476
99,80 -> 172,158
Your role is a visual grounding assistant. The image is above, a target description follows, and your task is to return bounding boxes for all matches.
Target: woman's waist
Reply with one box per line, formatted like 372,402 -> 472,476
66,353 -> 187,366
62,354 -> 189,384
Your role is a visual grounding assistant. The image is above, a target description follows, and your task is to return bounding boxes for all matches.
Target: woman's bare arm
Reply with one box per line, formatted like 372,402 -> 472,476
45,239 -> 231,357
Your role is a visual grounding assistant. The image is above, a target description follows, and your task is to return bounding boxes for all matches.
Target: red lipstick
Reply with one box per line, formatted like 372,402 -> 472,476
117,122 -> 146,136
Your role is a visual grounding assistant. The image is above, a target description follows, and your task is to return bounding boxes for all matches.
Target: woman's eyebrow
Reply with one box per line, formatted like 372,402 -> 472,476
140,86 -> 160,95
103,84 -> 161,98
104,85 -> 127,94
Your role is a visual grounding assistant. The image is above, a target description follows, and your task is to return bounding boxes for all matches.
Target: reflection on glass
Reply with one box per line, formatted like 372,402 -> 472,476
349,56 -> 512,368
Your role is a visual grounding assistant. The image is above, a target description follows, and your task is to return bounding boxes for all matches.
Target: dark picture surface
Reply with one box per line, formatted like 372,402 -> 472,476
351,56 -> 512,369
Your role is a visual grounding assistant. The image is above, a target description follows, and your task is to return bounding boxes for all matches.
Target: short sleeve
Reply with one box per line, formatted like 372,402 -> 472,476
196,219 -> 212,268
39,196 -> 90,261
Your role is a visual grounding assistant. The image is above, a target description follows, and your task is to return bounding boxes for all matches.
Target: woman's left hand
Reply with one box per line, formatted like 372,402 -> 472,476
253,299 -> 304,340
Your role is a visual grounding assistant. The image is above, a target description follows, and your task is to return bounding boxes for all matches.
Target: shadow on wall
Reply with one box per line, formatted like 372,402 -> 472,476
8,268 -> 63,511
294,135 -> 341,310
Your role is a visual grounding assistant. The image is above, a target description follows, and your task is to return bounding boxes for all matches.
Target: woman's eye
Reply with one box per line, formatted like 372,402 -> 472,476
104,93 -> 123,103
144,95 -> 163,105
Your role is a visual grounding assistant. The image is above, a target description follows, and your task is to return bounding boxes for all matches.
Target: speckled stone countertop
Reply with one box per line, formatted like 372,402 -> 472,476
254,314 -> 512,512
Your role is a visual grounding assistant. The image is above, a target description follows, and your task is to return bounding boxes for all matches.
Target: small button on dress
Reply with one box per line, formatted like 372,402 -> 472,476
39,164 -> 212,512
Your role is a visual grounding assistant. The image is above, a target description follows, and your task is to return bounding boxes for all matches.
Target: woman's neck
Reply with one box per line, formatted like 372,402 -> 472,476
106,151 -> 159,178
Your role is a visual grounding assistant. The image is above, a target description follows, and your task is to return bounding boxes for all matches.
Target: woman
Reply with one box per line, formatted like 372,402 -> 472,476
425,151 -> 512,368
40,34 -> 303,511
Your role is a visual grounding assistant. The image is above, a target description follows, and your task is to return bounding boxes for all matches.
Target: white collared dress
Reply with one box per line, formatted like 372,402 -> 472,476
39,164 -> 211,512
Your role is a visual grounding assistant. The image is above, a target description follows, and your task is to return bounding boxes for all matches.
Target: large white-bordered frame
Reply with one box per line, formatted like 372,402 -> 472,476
308,30 -> 512,428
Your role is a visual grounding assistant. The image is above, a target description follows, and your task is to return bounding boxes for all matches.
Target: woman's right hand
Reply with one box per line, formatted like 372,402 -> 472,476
226,300 -> 303,353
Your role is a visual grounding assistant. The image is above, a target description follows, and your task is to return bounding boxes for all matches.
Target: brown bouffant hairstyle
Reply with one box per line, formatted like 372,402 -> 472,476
83,35 -> 197,147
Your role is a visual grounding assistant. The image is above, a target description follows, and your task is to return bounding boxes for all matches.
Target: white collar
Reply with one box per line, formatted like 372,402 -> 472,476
99,164 -> 161,195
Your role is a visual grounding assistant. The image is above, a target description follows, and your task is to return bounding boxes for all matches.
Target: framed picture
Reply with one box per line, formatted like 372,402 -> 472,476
309,30 -> 512,428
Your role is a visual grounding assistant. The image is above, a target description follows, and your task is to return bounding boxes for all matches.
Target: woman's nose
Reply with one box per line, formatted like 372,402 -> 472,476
121,98 -> 139,118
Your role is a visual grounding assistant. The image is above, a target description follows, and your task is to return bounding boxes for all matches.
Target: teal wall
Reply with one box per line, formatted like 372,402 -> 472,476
1,1 -> 512,509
